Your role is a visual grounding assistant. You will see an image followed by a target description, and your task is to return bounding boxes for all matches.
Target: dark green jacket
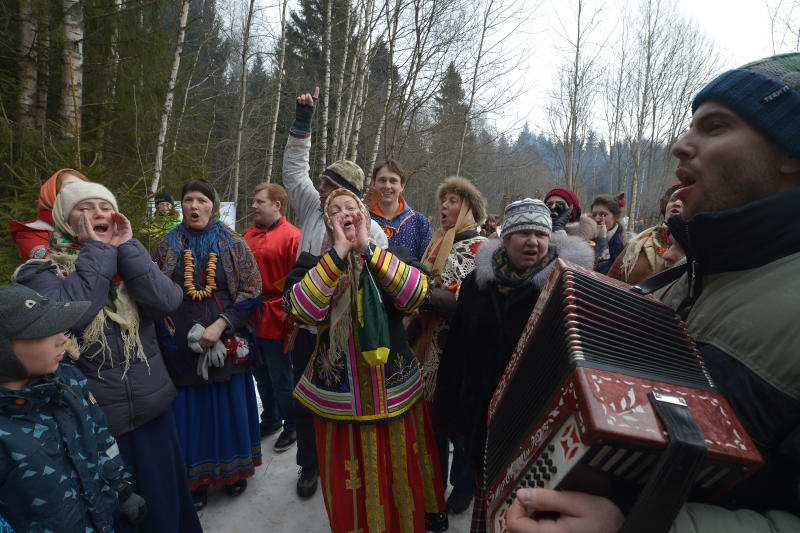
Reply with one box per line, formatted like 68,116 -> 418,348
0,364 -> 129,532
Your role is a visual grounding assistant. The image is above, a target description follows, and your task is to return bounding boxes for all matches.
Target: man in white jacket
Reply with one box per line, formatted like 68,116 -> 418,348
281,86 -> 387,500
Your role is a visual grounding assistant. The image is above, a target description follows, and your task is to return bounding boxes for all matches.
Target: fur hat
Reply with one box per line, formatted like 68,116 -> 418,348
502,198 -> 552,237
693,52 -> 800,159
436,176 -> 487,224
322,160 -> 365,196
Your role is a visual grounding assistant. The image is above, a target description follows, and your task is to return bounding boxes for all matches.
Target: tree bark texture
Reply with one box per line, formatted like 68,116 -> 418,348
150,0 -> 191,196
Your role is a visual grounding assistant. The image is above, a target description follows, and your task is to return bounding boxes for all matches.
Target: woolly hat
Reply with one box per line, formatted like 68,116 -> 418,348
57,182 -> 118,218
502,198 -> 552,237
0,283 -> 90,382
155,192 -> 173,205
544,187 -> 582,222
436,176 -> 487,224
692,52 -> 800,159
322,160 -> 365,196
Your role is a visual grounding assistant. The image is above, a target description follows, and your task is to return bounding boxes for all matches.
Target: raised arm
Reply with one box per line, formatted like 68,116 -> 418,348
283,87 -> 321,225
363,243 -> 429,313
288,250 -> 343,325
15,241 -> 118,331
116,238 -> 183,317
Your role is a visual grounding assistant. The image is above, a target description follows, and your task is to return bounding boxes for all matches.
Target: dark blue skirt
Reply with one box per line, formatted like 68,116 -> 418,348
172,372 -> 262,490
114,409 -> 202,533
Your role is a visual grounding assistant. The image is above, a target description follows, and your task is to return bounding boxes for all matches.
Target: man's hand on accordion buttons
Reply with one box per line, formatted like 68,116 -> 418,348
507,488 -> 624,533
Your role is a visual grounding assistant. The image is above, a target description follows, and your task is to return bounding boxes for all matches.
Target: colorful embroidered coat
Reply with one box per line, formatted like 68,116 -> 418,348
369,198 -> 432,260
289,245 -> 429,423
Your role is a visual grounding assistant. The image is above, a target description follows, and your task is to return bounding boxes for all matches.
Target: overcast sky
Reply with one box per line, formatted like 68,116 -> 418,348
499,0 -> 782,136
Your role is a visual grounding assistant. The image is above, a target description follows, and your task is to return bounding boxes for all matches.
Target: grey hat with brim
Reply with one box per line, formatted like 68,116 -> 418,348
0,283 -> 91,382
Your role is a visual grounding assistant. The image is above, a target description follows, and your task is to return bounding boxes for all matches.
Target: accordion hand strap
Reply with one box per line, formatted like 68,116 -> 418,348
619,391 -> 707,533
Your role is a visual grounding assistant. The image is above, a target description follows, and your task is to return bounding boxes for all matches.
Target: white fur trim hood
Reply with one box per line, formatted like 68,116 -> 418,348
474,230 -> 595,290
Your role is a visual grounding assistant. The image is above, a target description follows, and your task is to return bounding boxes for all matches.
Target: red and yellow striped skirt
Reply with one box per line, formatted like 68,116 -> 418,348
314,401 -> 448,532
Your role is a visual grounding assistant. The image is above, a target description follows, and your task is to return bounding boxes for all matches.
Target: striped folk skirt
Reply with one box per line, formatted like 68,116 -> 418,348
315,401 -> 448,532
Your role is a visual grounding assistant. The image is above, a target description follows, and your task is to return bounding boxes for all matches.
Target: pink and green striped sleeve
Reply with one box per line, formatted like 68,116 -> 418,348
365,245 -> 429,313
289,251 -> 343,325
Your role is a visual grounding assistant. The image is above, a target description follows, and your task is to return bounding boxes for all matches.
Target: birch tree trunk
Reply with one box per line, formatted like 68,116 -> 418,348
34,24 -> 50,134
150,0 -> 191,196
319,0 -> 332,170
455,0 -> 493,176
337,8 -> 363,160
330,0 -> 353,161
18,0 -> 38,132
265,0 -> 289,182
61,0 -> 84,148
347,0 -> 377,160
348,68 -> 371,160
232,0 -> 257,222
369,0 -> 400,168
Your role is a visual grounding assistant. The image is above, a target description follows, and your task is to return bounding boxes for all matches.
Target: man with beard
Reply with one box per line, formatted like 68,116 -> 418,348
507,52 -> 800,533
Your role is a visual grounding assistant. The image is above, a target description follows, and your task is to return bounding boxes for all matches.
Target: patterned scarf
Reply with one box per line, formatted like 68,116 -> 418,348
167,188 -> 231,277
619,222 -> 670,279
421,198 -> 477,281
30,187 -> 146,376
492,244 -> 558,297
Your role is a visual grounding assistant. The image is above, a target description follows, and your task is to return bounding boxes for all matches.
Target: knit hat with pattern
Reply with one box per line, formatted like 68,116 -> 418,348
692,52 -> 800,159
502,198 -> 552,237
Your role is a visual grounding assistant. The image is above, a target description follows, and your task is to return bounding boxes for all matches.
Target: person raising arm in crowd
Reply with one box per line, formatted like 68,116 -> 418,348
280,86 -> 388,499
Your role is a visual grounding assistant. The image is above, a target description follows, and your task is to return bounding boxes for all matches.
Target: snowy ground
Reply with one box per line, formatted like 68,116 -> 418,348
197,382 -> 474,532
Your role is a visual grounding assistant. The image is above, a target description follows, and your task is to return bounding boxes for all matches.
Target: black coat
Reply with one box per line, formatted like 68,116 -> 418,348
432,267 -> 540,472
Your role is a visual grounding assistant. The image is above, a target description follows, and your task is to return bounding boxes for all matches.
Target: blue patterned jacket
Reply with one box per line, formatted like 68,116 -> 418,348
0,363 -> 129,532
370,198 -> 432,260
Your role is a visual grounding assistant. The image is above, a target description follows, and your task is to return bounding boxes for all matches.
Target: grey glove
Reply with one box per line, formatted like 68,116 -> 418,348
196,349 -> 210,380
551,205 -> 573,233
119,484 -> 147,527
187,323 -> 205,354
208,340 -> 227,368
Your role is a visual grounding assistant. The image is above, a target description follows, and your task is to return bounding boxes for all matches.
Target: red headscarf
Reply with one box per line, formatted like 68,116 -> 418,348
544,187 -> 582,222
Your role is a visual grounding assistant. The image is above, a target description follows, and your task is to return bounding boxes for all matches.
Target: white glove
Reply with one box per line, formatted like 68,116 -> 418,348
208,340 -> 227,368
196,350 -> 210,380
187,323 -> 205,354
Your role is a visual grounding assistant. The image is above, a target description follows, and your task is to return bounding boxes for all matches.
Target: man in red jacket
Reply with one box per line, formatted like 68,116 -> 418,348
243,183 -> 301,453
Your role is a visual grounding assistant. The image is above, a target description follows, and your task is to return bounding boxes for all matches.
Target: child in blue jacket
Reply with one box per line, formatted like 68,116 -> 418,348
0,283 -> 146,532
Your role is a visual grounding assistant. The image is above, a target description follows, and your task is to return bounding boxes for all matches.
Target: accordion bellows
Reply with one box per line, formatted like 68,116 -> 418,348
484,259 -> 763,532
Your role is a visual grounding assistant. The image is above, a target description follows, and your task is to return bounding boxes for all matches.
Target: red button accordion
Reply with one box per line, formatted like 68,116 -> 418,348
484,259 -> 763,532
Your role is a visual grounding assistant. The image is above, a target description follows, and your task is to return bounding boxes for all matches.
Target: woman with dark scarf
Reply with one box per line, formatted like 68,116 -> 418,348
414,176 -> 487,514
15,181 -> 201,532
433,198 -> 594,532
152,178 -> 262,509
287,187 -> 447,533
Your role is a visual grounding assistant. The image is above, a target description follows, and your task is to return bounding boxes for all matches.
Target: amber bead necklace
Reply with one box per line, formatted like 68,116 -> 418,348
183,249 -> 218,300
